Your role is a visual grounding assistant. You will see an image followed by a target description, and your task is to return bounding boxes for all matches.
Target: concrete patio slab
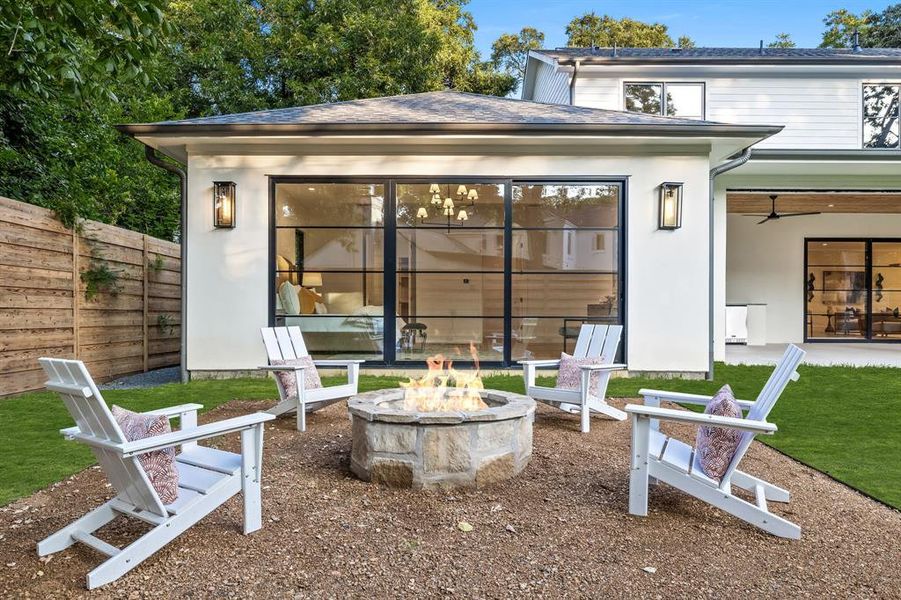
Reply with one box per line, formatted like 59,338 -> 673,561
726,343 -> 901,368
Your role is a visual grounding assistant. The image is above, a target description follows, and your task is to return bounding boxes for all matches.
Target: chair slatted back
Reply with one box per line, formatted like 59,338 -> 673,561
572,324 -> 622,363
262,326 -> 309,362
721,344 -> 805,485
39,358 -> 168,517
261,326 -> 310,401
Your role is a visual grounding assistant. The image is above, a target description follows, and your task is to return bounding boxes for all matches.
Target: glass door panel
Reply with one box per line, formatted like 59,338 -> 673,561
871,242 -> 901,339
806,240 -> 867,339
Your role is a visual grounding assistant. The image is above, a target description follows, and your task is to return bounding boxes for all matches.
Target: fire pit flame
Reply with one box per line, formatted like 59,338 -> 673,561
399,342 -> 488,412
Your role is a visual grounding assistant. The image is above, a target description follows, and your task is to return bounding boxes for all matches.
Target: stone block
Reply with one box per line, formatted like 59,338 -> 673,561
370,458 -> 414,487
475,420 -> 515,452
422,426 -> 472,473
366,422 -> 416,454
475,453 -> 516,486
351,416 -> 369,465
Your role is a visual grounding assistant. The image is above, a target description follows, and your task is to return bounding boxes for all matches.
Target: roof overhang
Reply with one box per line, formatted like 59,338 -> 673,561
722,148 -> 901,188
126,129 -> 779,165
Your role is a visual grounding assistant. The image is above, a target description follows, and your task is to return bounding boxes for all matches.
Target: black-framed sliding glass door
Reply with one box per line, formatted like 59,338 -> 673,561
271,177 -> 625,365
805,238 -> 901,342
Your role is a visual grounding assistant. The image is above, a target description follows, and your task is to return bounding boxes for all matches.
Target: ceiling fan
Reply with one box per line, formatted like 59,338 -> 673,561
743,194 -> 821,224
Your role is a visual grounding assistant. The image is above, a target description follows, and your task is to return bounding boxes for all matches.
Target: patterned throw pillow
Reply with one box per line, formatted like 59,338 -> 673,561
111,405 -> 179,504
695,384 -> 744,479
272,356 -> 322,400
555,352 -> 607,396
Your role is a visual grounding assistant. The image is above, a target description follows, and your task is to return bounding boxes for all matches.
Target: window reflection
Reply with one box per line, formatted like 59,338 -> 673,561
863,85 -> 900,149
625,82 -> 704,119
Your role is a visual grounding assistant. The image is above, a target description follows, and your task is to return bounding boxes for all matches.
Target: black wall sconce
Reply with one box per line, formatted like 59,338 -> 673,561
213,181 -> 236,228
658,182 -> 683,230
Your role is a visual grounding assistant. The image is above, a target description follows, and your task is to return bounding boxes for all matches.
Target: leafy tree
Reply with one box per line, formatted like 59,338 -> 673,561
768,33 -> 797,48
0,0 -> 516,239
490,27 -> 546,86
865,3 -> 901,47
0,0 -> 169,101
565,13 -> 678,48
677,35 -> 696,49
820,8 -> 872,47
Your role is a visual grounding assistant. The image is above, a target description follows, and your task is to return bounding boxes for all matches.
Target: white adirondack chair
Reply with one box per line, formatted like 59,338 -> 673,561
259,326 -> 363,431
37,358 -> 275,589
520,324 -> 627,433
625,344 -> 806,539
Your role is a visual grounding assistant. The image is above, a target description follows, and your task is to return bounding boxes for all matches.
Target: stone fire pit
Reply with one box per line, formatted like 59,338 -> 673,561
348,388 -> 535,489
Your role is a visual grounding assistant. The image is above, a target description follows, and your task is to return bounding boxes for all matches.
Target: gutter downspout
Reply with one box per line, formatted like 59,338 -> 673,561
144,146 -> 189,384
707,147 -> 753,380
569,60 -> 580,105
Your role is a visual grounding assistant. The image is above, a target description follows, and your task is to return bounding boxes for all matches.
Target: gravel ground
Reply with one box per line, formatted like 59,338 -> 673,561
2,398 -> 899,598
99,367 -> 181,390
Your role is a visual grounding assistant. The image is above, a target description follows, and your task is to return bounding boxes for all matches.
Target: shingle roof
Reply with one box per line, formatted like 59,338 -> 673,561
533,46 -> 901,63
116,91 -> 780,137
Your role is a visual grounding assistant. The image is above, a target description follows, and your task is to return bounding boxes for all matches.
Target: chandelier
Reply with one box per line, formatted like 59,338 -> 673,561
415,183 -> 478,229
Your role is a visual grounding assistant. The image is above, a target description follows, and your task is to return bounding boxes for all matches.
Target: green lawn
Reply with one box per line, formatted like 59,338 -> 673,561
1,363 -> 898,509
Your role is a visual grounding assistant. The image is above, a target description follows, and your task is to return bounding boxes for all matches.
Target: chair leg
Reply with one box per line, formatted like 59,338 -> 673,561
629,415 -> 650,516
579,372 -> 591,433
295,368 -> 306,432
38,501 -> 118,556
241,425 -> 264,534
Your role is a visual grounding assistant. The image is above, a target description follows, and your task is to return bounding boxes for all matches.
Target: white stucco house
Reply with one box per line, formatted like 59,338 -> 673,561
119,46 -> 901,380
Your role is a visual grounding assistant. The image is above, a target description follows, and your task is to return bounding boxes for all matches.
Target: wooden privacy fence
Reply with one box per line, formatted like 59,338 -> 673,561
0,196 -> 181,397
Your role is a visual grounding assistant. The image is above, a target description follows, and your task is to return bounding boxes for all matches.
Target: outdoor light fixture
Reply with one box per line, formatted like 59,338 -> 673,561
658,182 -> 683,230
213,181 -> 236,228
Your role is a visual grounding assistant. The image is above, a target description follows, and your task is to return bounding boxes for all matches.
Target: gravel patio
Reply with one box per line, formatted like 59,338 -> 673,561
2,398 -> 898,598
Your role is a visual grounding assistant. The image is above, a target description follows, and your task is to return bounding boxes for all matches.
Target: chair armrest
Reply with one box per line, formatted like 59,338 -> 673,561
579,363 -> 627,371
639,388 -> 755,410
518,359 -> 561,367
143,403 -> 204,419
60,403 -> 205,438
120,412 -> 276,457
624,404 -> 776,434
258,365 -> 306,372
312,360 -> 366,367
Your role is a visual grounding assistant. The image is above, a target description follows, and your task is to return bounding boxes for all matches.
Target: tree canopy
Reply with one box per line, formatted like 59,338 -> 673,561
820,4 -> 901,48
768,33 -> 797,48
0,0 -> 515,239
490,27 -> 546,89
565,13 -> 693,48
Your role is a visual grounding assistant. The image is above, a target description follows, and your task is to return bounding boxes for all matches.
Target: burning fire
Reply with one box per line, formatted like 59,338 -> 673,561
400,343 -> 488,412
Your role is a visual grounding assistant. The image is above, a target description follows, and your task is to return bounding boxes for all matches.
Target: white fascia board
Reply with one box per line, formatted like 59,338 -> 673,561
575,63 -> 901,79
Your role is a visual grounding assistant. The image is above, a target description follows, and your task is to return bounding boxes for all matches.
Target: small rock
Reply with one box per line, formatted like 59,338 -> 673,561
457,521 -> 474,532
505,524 -> 517,534
642,566 -> 657,574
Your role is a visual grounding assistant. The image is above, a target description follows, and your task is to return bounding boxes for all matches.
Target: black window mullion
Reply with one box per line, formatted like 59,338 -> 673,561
384,180 -> 397,365
503,180 -> 513,366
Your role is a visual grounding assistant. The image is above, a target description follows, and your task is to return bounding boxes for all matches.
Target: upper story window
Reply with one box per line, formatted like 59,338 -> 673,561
624,82 -> 705,120
863,84 -> 900,149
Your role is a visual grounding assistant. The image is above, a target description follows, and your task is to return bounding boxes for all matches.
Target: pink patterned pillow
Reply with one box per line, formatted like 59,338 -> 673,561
695,384 -> 743,479
555,352 -> 607,396
272,356 -> 322,400
111,405 -> 179,504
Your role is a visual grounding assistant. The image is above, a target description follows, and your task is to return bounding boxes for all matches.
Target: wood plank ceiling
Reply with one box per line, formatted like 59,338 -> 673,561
727,192 -> 901,214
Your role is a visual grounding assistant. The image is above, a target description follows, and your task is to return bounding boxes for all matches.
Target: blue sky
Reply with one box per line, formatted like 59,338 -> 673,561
469,0 -> 896,56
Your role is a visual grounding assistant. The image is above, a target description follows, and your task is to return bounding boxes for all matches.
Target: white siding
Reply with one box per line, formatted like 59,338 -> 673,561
531,61 -> 570,105
573,77 -> 621,110
561,72 -> 867,150
706,78 -> 860,149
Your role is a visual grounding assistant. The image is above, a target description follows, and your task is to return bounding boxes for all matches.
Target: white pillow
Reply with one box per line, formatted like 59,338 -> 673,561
314,302 -> 328,314
278,280 -> 301,315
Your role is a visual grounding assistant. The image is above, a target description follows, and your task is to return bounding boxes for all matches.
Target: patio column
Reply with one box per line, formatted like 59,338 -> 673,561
713,181 -> 728,362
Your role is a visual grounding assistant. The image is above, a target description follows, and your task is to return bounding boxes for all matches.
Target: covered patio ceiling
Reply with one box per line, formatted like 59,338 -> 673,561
727,191 -> 901,214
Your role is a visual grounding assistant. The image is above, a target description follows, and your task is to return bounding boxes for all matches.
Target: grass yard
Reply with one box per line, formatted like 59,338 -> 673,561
1,363 -> 898,509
